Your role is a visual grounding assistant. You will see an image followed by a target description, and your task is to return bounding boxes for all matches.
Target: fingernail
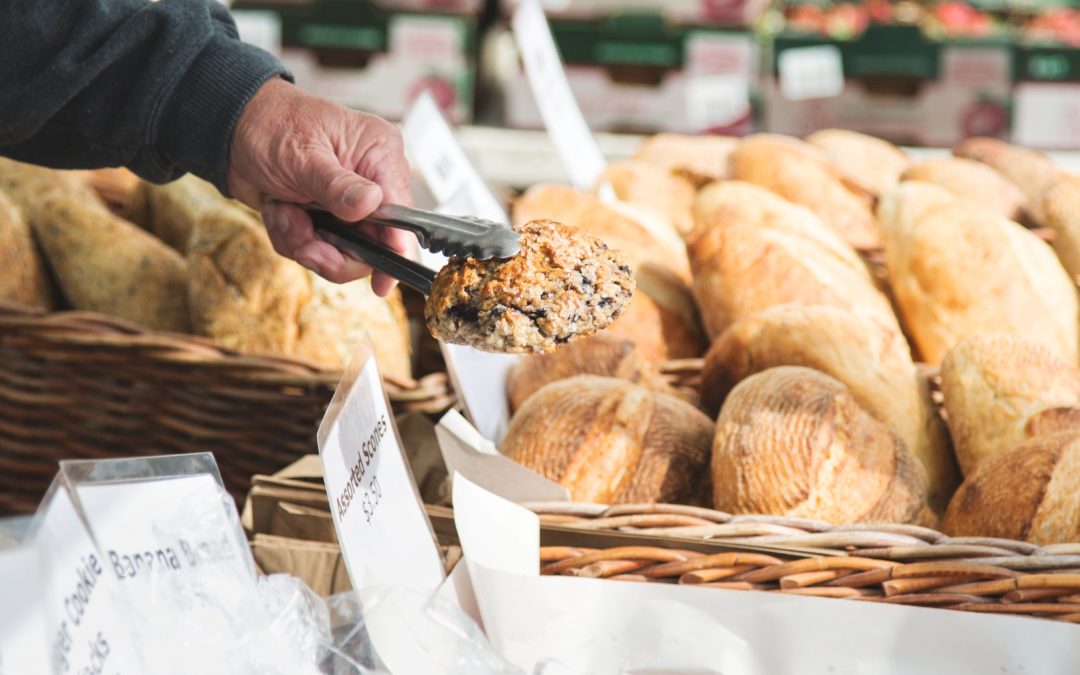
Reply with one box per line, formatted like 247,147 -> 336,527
342,182 -> 371,208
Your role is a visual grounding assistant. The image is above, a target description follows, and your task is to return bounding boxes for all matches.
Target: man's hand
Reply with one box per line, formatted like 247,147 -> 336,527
227,78 -> 414,296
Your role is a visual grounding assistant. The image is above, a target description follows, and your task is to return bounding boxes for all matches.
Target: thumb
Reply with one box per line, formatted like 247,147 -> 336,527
300,154 -> 384,221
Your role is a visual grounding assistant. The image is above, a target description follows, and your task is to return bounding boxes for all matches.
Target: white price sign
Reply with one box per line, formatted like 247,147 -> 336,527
0,547 -> 49,675
685,73 -> 751,130
512,0 -> 606,189
232,10 -> 282,56
33,488 -> 141,675
778,45 -> 845,101
318,355 -> 445,594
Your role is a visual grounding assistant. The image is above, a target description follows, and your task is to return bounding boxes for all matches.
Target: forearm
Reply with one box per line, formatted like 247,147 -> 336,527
0,0 -> 289,191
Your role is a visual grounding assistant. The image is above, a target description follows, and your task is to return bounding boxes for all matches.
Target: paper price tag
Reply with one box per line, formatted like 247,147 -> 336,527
778,45 -> 845,101
0,547 -> 50,675
33,488 -> 141,675
685,73 -> 751,130
512,0 -> 606,189
403,92 -> 507,225
318,356 -> 445,594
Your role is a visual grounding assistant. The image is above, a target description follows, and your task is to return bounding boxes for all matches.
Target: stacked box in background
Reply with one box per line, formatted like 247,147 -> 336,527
1012,6 -> 1080,148
233,0 -> 480,123
764,2 -> 1013,146
495,1 -> 764,134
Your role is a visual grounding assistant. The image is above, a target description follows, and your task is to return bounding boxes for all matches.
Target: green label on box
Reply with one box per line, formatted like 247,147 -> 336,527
299,24 -> 384,51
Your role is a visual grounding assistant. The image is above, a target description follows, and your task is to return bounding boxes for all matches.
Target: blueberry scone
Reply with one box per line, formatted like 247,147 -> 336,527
425,219 -> 634,353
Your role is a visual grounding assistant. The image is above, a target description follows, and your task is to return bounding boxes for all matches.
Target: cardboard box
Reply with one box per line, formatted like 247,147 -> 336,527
234,0 -> 478,123
500,0 -> 770,27
765,24 -> 1013,146
499,13 -> 759,134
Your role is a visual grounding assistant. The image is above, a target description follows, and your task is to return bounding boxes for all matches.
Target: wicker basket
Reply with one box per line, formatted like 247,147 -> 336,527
0,302 -> 454,514
526,502 -> 1080,622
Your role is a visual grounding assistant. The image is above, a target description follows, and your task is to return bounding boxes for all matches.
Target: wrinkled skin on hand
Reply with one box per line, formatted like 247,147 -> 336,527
228,78 -> 416,295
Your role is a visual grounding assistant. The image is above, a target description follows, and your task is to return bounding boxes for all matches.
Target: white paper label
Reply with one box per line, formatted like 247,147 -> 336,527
1014,82 -> 1080,149
778,45 -> 845,101
232,10 -> 282,56
512,0 -> 606,189
319,357 -> 445,594
685,73 -> 751,130
0,547 -> 50,675
35,489 -> 140,675
403,92 -> 508,225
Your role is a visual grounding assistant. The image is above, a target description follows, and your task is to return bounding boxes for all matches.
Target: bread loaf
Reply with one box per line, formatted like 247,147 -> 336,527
503,375 -> 712,504
125,174 -> 225,252
954,137 -> 1062,225
712,367 -> 929,524
703,305 -> 957,509
513,183 -> 691,281
595,160 -> 696,237
506,335 -> 670,412
0,191 -> 54,309
728,134 -> 881,250
1042,176 -> 1080,283
0,158 -> 101,222
604,265 -> 706,363
902,157 -> 1027,221
33,194 -> 189,331
940,334 -> 1080,475
805,129 -> 909,198
188,204 -> 310,354
294,273 -> 412,377
632,133 -> 736,187
878,181 -> 1079,365
942,432 -> 1080,544
689,181 -> 898,339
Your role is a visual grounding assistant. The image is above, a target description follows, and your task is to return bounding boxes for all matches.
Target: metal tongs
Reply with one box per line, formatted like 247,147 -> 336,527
301,203 -> 520,295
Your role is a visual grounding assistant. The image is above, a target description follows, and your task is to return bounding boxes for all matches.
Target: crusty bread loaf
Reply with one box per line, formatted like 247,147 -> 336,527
0,157 -> 102,222
595,160 -> 696,237
688,181 -> 898,339
902,157 -> 1027,221
506,335 -> 671,412
805,129 -> 909,198
878,181 -> 1079,365
294,273 -> 412,377
503,375 -> 713,504
631,133 -> 737,187
188,203 -> 311,354
942,432 -> 1080,544
513,183 -> 691,282
712,366 -> 929,524
603,264 -> 706,363
728,134 -> 881,250
0,191 -> 54,309
1024,407 -> 1080,438
1042,176 -> 1080,283
125,174 -> 225,252
955,137 -> 1062,225
32,194 -> 190,331
703,305 -> 957,509
940,334 -> 1080,475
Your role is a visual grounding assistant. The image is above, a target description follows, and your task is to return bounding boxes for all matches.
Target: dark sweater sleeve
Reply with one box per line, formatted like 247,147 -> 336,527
0,0 -> 291,193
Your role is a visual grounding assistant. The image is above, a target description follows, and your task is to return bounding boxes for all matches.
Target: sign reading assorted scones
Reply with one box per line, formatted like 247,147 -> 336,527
317,350 -> 445,594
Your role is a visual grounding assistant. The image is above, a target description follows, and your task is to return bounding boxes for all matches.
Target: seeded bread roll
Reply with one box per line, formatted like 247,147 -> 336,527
1042,176 -> 1080,283
503,375 -> 713,504
125,174 -> 225,252
703,305 -> 957,510
506,335 -> 671,412
188,203 -> 310,354
688,181 -> 898,340
942,432 -> 1080,544
33,193 -> 190,331
941,334 -> 1080,475
0,191 -> 54,309
632,133 -> 737,187
712,367 -> 929,524
955,137 -> 1062,225
728,134 -> 881,250
513,183 -> 691,282
805,129 -> 910,198
878,181 -> 1079,365
902,157 -> 1027,221
595,160 -> 696,237
425,220 -> 634,353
